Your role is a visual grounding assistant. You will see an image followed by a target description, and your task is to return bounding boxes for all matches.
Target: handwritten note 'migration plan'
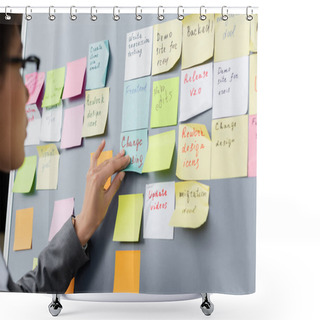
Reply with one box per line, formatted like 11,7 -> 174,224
40,101 -> 63,142
25,104 -> 41,146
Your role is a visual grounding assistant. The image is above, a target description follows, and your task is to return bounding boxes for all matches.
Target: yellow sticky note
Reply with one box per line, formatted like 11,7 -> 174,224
13,208 -> 33,251
32,258 -> 38,270
65,278 -> 75,294
113,194 -> 143,242
142,130 -> 175,173
182,14 -> 214,69
176,124 -> 211,180
90,150 -> 113,189
211,115 -> 248,179
250,14 -> 258,53
169,181 -> 209,228
214,14 -> 250,62
249,54 -> 257,115
36,144 -> 60,190
152,19 -> 182,75
113,250 -> 140,293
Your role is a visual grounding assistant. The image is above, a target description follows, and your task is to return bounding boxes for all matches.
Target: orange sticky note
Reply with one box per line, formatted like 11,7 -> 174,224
13,208 -> 33,251
90,150 -> 113,189
65,278 -> 75,294
113,250 -> 140,293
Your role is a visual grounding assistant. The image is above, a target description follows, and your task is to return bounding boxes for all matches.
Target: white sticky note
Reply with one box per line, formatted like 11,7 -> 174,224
40,101 -> 63,142
25,104 -> 41,146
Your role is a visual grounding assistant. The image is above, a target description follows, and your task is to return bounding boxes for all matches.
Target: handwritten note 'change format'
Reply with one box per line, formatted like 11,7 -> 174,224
25,72 -> 45,105
211,115 -> 248,179
82,87 -> 109,137
249,54 -> 257,115
180,62 -> 213,122
248,115 -> 257,177
25,104 -> 41,146
169,181 -> 210,228
212,56 -> 249,119
90,150 -> 113,189
36,144 -> 60,190
120,129 -> 148,174
176,124 -> 211,180
86,40 -> 109,90
182,14 -> 214,69
40,102 -> 63,142
125,26 -> 153,81
13,156 -> 37,193
150,77 -> 179,128
122,77 -> 151,132
144,182 -> 175,239
152,19 -> 182,75
13,208 -> 33,251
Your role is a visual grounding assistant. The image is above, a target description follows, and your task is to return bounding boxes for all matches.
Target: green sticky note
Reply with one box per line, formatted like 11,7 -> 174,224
113,194 -> 143,242
33,258 -> 38,270
42,67 -> 66,108
142,130 -> 176,173
150,77 -> 179,128
12,155 -> 37,193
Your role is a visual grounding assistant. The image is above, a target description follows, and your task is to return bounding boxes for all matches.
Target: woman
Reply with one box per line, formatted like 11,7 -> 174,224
0,14 -> 130,292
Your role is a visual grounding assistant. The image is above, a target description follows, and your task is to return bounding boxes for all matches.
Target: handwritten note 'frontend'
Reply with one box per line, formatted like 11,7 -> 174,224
248,115 -> 257,177
169,181 -> 210,229
13,207 -> 34,251
25,104 -> 41,146
13,156 -> 37,193
40,102 -> 63,142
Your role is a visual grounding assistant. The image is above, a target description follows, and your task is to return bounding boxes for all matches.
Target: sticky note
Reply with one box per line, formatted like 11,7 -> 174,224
13,207 -> 33,251
60,104 -> 84,149
144,182 -> 175,239
113,250 -> 140,293
86,40 -> 109,90
142,130 -> 175,173
40,101 -> 63,142
32,258 -> 38,270
90,150 -> 113,189
212,56 -> 249,119
250,15 -> 258,53
41,67 -> 65,108
169,181 -> 209,228
25,104 -> 41,146
25,72 -> 45,105
211,115 -> 248,179
62,57 -> 87,99
125,26 -> 153,81
152,19 -> 182,75
113,194 -> 143,242
249,54 -> 257,115
181,14 -> 214,69
248,115 -> 257,177
82,87 -> 109,138
49,198 -> 74,241
214,14 -> 250,62
179,62 -> 213,122
176,123 -> 211,180
122,77 -> 151,132
150,77 -> 179,128
120,129 -> 148,174
36,144 -> 60,190
12,155 -> 37,193
65,278 -> 75,294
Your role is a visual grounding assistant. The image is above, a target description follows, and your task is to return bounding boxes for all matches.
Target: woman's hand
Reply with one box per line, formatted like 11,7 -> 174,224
74,140 -> 130,246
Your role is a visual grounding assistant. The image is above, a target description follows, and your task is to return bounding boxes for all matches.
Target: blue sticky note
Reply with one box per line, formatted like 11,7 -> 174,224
122,77 -> 151,132
86,40 -> 109,90
120,129 -> 148,174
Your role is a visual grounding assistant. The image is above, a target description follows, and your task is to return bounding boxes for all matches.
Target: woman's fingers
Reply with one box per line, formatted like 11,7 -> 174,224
99,153 -> 130,182
90,140 -> 106,168
105,171 -> 125,204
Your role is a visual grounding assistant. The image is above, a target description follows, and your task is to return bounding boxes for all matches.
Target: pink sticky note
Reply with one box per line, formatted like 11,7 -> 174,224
49,198 -> 74,241
248,115 -> 257,177
62,57 -> 87,99
60,104 -> 84,149
25,72 -> 45,105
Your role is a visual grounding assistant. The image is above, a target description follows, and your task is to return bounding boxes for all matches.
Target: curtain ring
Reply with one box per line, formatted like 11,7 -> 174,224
135,6 -> 142,21
158,6 -> 164,21
49,6 -> 56,21
200,6 -> 207,21
246,6 -> 253,21
90,6 -> 97,21
25,6 -> 32,21
70,6 -> 77,21
177,6 -> 184,21
4,6 -> 11,21
221,6 -> 228,21
113,6 -> 120,21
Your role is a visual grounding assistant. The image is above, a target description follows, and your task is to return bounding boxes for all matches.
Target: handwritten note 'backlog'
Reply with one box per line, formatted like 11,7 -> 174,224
150,77 -> 179,128
120,129 -> 148,174
25,72 -> 45,105
176,124 -> 211,180
211,115 -> 248,179
125,26 -> 153,81
180,63 -> 213,122
212,56 -> 249,119
152,19 -> 182,75
182,14 -> 214,69
90,150 -> 113,189
144,182 -> 175,239
13,208 -> 33,251
248,115 -> 257,177
40,101 -> 63,142
86,40 -> 109,90
169,181 -> 209,229
249,54 -> 257,115
25,104 -> 41,146
122,77 -> 151,132
82,87 -> 109,137
36,144 -> 60,190
13,156 -> 37,193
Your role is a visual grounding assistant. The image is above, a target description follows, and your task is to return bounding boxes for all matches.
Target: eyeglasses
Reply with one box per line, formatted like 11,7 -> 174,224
6,55 -> 40,72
